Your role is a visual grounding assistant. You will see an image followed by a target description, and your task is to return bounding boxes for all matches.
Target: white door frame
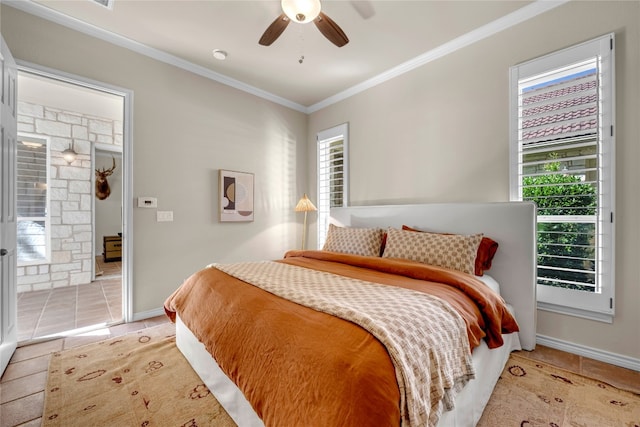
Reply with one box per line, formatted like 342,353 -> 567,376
17,60 -> 134,323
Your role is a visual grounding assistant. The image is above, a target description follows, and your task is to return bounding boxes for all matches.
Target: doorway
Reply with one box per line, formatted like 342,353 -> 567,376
15,67 -> 131,342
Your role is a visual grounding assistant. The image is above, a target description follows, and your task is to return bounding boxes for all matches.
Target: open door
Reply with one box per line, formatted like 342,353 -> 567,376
15,70 -> 127,340
0,35 -> 19,376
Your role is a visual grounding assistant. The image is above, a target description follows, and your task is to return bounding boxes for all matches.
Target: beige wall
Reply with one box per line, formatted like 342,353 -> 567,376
1,6 -> 308,314
309,1 -> 640,360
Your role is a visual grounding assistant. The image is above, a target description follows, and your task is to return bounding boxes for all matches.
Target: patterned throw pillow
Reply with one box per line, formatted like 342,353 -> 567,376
322,224 -> 384,257
382,227 -> 483,275
402,225 -> 498,276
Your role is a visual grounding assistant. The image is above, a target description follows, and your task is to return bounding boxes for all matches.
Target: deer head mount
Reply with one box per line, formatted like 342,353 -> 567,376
95,156 -> 116,200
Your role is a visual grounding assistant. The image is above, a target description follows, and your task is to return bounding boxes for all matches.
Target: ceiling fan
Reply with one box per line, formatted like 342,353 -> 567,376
259,0 -> 349,48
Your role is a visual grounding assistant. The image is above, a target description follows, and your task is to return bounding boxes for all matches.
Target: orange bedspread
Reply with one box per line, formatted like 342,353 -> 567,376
164,251 -> 519,427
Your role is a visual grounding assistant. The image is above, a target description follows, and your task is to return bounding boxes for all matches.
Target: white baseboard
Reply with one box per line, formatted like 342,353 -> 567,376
132,307 -> 165,322
537,334 -> 640,372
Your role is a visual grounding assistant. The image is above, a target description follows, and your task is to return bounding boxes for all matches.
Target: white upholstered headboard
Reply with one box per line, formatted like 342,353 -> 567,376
330,202 -> 537,350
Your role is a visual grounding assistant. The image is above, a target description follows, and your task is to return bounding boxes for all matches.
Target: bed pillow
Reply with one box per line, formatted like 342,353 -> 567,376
402,225 -> 498,276
322,224 -> 385,257
382,227 -> 482,275
475,236 -> 499,275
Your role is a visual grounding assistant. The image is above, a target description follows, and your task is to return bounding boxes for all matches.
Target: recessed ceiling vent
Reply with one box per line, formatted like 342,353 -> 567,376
90,0 -> 114,10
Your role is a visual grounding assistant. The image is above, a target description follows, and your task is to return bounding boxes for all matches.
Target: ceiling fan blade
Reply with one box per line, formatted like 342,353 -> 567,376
259,13 -> 290,46
314,12 -> 349,47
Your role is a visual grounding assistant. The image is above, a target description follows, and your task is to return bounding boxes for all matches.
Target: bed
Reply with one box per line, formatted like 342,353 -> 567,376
165,202 -> 537,427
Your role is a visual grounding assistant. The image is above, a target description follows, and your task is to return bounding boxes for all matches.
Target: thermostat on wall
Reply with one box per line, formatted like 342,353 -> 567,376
137,197 -> 158,208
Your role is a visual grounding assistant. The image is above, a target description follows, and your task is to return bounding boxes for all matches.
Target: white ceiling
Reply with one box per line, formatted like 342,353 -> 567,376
9,0 -> 562,112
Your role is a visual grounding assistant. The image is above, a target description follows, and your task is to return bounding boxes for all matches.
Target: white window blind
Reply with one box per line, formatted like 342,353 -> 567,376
510,34 -> 615,322
317,123 -> 348,248
16,136 -> 50,265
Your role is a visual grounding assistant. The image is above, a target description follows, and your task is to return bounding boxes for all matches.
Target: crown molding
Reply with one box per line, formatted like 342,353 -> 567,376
5,0 -> 568,115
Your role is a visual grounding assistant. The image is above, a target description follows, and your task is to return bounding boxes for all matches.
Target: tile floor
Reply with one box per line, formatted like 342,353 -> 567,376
514,346 -> 640,395
17,257 -> 122,343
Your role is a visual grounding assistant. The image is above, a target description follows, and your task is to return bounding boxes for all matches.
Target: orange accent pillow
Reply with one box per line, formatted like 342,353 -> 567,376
401,225 -> 498,276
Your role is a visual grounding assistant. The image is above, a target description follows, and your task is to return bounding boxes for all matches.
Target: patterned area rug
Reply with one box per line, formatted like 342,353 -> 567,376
42,323 -> 235,427
478,352 -> 640,427
43,324 -> 639,426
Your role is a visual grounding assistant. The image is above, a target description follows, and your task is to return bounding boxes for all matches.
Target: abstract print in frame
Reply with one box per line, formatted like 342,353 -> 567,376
219,169 -> 254,222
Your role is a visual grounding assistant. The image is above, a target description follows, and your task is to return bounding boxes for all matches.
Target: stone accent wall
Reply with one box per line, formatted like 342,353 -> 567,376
16,101 -> 122,293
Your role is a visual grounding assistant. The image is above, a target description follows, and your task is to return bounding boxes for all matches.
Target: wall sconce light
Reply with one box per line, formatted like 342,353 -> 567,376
295,193 -> 317,250
62,143 -> 77,164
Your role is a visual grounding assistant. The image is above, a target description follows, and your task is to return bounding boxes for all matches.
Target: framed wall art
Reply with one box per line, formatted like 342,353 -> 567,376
219,169 -> 254,222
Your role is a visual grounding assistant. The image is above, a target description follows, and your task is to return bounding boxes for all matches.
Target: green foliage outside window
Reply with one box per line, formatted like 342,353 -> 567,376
522,156 -> 597,291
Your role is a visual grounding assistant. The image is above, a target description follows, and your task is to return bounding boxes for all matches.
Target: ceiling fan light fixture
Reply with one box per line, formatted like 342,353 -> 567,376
281,0 -> 321,23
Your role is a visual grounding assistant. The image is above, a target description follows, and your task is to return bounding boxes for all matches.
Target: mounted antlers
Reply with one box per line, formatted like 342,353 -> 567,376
95,156 -> 116,200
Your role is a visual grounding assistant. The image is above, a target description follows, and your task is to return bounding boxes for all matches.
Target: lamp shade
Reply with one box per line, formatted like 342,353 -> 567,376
295,193 -> 317,212
281,0 -> 321,23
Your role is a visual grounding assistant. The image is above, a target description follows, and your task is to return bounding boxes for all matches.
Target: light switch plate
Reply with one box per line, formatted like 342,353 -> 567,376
138,197 -> 158,208
157,211 -> 173,222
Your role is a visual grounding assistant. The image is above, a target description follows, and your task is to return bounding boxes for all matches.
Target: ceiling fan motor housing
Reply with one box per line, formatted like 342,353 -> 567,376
281,0 -> 321,24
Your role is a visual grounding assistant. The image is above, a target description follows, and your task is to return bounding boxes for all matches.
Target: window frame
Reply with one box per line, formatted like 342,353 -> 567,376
16,133 -> 51,266
509,33 -> 615,323
316,123 -> 349,249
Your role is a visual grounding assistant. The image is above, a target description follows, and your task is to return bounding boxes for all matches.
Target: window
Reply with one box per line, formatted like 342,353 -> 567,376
17,135 -> 50,265
317,123 -> 349,248
509,34 -> 615,322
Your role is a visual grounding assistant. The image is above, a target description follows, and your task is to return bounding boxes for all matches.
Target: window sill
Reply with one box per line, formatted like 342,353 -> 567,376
18,259 -> 51,268
537,301 -> 613,324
